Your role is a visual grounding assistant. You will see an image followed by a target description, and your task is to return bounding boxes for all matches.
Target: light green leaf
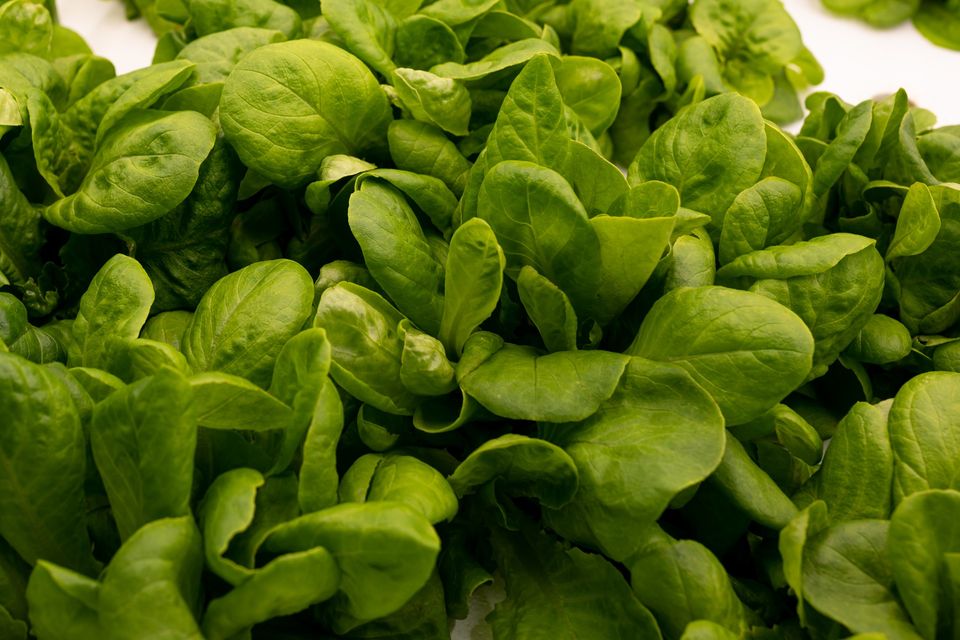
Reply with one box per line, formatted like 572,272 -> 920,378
890,372 -> 960,501
72,254 -> 153,371
516,265 -> 578,353
393,67 -> 471,136
458,333 -> 629,422
220,39 -> 390,187
182,259 -> 314,388
629,94 -> 766,228
628,286 -> 814,426
98,517 -> 204,639
45,110 -> 216,234
263,502 -> 440,624
348,180 -> 444,335
439,218 -> 504,357
91,369 -> 197,540
544,359 -> 725,562
0,353 -> 96,575
803,520 -> 921,639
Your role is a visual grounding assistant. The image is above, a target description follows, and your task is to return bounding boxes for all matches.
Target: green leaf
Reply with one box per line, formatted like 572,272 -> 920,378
588,214 -> 675,323
887,183 -> 941,261
628,94 -> 767,229
388,120 -> 471,196
189,0 -> 301,38
439,217 -> 505,357
544,359 -> 725,562
681,621 -> 739,640
45,110 -> 216,234
890,372 -> 960,501
554,56 -> 622,136
395,15 -> 464,70
665,228 -> 717,291
25,562 -> 101,640
719,177 -> 804,265
298,379 -> 346,513
72,254 -> 153,371
477,53 -> 568,169
91,369 -> 197,540
358,167 -> 459,233
141,311 -> 192,350
263,502 -> 440,625
419,0 -> 500,25
0,1 -> 52,58
628,286 -> 814,426
314,283 -> 420,415
487,526 -> 661,639
393,67 -> 471,136
97,517 -> 204,639
198,468 -> 264,586
348,180 -> 445,335
0,353 -> 96,575
779,501 -> 830,625
268,327 -> 338,475
569,0 -> 644,58
630,536 -> 748,639
718,233 -> 885,380
478,160 -> 601,313
449,434 -> 578,508
891,185 -> 960,334
126,137 -> 244,311
220,39 -> 391,187
844,315 -> 912,364
708,432 -> 798,529
0,154 -> 42,288
811,100 -> 873,198
202,548 -> 340,640
691,0 -> 803,77
802,520 -> 921,638
182,259 -> 314,388
189,372 -> 294,431
889,489 -> 960,640
322,0 -> 397,77
458,333 -> 629,422
516,265 -> 578,353
341,453 -> 458,524
175,27 -> 287,84
399,322 -> 456,396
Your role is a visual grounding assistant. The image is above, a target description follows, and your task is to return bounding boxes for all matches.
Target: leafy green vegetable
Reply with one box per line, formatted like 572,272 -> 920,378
822,0 -> 960,50
627,286 -> 814,426
6,0 -> 960,637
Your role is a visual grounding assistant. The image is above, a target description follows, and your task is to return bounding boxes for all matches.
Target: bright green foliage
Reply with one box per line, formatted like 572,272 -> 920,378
1,0 -> 959,637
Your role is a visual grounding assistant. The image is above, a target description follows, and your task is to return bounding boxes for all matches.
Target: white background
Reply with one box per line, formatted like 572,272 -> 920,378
59,0 -> 960,127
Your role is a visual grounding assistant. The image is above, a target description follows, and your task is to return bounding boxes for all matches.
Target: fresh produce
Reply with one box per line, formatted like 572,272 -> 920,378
821,0 -> 960,52
1,0 -> 960,638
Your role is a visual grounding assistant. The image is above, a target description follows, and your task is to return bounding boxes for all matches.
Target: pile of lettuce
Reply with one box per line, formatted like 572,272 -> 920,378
1,0 -> 960,638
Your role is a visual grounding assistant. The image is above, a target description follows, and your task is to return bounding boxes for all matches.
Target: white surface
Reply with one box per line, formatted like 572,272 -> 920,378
60,0 -> 960,127
784,0 -> 960,126
60,0 -> 156,72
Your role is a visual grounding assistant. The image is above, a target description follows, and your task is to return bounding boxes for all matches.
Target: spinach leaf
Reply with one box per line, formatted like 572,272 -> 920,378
890,372 -> 960,500
628,286 -> 814,425
0,353 -> 96,575
628,94 -> 766,228
91,369 -> 197,540
220,39 -> 391,187
182,259 -> 314,388
802,520 -> 921,638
